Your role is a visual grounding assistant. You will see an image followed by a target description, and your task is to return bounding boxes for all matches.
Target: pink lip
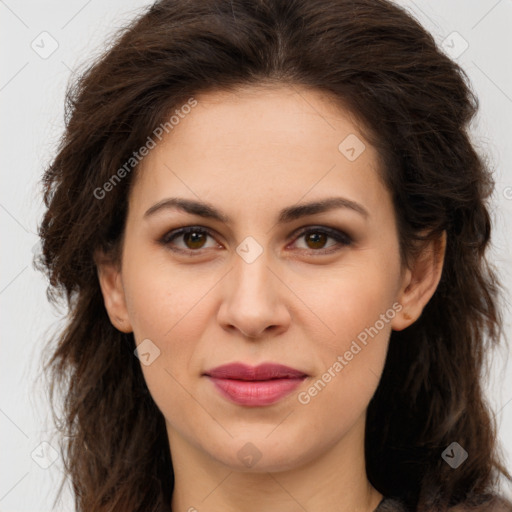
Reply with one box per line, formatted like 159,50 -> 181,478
204,363 -> 308,406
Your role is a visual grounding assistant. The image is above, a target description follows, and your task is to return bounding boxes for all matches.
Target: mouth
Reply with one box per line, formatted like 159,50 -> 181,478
203,362 -> 308,406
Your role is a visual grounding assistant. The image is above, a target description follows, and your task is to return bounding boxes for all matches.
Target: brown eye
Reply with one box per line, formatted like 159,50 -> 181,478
292,227 -> 352,254
304,231 -> 328,250
160,227 -> 217,253
160,225 -> 352,256
182,230 -> 208,249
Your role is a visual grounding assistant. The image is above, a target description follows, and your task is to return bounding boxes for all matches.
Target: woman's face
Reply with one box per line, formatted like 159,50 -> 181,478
98,85 -> 426,473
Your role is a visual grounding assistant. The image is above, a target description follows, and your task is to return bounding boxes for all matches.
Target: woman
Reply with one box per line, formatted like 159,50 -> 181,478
36,0 -> 512,510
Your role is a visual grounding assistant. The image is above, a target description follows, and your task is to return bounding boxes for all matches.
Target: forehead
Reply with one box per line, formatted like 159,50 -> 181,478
128,85 -> 390,223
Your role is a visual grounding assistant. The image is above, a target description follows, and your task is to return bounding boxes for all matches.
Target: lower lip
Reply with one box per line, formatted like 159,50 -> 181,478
207,376 -> 305,406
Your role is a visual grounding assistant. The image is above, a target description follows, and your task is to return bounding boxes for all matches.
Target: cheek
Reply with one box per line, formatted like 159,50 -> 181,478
122,261 -> 204,426
296,295 -> 393,436
292,258 -> 397,406
122,246 -> 206,340
121,251 -> 216,390
296,256 -> 399,345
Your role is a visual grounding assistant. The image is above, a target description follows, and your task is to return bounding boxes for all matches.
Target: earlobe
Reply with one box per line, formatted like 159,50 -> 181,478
94,250 -> 133,333
391,231 -> 446,331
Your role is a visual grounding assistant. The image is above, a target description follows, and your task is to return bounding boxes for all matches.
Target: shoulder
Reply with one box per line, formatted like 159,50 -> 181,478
375,497 -> 410,511
448,494 -> 512,512
376,494 -> 512,512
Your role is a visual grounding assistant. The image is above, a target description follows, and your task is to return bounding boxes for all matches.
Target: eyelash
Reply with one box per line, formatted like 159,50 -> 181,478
159,225 -> 353,256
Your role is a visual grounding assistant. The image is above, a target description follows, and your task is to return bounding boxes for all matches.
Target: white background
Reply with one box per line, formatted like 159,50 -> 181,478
1,1 -> 511,510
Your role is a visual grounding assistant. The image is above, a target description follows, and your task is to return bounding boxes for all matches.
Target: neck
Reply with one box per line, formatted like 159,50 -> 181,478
167,413 -> 383,512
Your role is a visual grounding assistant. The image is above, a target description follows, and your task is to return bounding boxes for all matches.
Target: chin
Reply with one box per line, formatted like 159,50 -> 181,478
205,432 -> 319,474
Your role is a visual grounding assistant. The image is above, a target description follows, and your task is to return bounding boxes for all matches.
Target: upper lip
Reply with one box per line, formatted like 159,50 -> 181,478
204,363 -> 307,380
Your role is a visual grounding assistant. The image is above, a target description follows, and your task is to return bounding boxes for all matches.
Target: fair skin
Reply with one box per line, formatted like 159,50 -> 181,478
95,84 -> 446,512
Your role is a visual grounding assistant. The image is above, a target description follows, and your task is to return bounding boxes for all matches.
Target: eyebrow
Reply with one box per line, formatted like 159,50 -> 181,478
143,196 -> 369,223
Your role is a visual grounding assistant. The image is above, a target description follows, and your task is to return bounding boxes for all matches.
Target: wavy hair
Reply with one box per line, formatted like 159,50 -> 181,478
36,0 -> 511,510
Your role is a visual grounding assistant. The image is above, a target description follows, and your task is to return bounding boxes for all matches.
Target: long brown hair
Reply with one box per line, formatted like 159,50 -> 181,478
36,0 -> 512,510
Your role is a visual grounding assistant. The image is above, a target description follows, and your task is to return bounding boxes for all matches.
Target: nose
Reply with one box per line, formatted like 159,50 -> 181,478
217,251 -> 291,339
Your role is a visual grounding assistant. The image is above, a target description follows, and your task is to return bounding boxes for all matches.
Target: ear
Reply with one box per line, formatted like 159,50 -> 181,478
94,249 -> 133,333
391,230 -> 446,331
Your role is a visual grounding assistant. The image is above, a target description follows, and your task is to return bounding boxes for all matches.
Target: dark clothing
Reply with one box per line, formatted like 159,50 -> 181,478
158,493 -> 512,511
374,494 -> 512,512
374,496 -> 410,512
